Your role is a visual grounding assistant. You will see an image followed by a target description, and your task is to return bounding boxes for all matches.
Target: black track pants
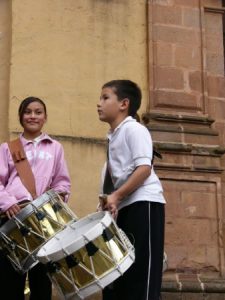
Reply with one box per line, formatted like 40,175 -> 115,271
103,201 -> 165,300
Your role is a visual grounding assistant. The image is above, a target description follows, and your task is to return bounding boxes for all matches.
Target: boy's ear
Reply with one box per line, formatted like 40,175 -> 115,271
120,98 -> 129,112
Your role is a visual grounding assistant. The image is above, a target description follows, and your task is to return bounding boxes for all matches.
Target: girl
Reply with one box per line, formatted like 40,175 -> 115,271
0,97 -> 71,300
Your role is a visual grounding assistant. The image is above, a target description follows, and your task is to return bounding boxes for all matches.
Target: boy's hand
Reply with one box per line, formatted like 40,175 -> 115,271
98,194 -> 107,211
98,194 -> 119,218
105,193 -> 119,218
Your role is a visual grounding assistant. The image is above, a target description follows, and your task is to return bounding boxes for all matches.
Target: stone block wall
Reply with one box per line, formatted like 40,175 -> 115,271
144,0 -> 225,297
149,0 -> 203,113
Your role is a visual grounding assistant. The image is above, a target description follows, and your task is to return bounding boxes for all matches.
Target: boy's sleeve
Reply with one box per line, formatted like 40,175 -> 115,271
127,125 -> 153,168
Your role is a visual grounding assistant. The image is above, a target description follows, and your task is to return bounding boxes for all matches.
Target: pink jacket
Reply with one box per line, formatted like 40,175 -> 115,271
0,133 -> 71,212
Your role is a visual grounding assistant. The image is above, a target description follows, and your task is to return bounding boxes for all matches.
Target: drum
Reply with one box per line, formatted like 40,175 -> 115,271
0,189 -> 77,273
36,211 -> 135,300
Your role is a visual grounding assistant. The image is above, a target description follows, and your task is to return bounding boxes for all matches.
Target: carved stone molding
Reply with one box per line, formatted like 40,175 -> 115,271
142,112 -> 214,125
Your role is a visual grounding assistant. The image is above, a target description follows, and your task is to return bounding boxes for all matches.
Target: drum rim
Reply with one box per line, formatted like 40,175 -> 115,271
37,211 -> 113,263
63,249 -> 135,299
0,189 -> 58,234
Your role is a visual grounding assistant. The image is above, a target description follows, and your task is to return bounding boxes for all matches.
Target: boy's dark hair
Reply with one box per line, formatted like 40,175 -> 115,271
102,80 -> 142,117
18,97 -> 47,126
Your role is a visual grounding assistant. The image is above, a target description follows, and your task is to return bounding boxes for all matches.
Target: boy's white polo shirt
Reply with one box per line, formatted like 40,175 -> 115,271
106,116 -> 166,210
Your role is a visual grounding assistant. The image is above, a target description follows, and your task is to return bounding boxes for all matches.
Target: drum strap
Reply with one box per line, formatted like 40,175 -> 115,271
103,142 -> 163,195
8,138 -> 37,199
103,162 -> 115,195
103,140 -> 114,195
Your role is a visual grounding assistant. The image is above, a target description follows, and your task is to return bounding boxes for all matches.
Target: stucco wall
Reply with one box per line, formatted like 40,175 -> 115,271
9,0 -> 148,216
0,0 -> 11,142
9,0 -> 148,137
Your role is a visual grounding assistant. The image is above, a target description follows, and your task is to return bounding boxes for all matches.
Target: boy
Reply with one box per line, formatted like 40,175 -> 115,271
97,80 -> 165,300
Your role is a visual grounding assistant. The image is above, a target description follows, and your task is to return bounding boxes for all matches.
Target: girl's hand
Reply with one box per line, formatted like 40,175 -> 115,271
6,203 -> 21,219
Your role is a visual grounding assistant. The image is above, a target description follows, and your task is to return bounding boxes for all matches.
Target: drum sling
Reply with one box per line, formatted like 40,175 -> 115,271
103,140 -> 114,195
103,142 -> 162,195
8,138 -> 37,199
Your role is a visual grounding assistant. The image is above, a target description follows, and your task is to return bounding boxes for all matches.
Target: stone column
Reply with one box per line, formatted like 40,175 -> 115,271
0,0 -> 11,142
145,0 -> 225,299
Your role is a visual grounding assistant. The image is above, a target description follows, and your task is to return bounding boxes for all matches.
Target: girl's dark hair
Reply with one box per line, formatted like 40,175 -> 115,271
102,80 -> 142,117
18,97 -> 47,126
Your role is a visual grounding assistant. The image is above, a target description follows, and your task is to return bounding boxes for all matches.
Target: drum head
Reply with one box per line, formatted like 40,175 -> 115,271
0,190 -> 58,235
37,211 -> 112,263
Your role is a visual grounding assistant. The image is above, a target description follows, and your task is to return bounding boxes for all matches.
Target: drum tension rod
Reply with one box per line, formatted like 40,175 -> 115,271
1,241 -> 16,254
0,233 -> 17,251
29,203 -> 47,221
11,217 -> 31,237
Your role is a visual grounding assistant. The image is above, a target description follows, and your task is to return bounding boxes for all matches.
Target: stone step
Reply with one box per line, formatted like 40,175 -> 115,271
162,292 -> 225,300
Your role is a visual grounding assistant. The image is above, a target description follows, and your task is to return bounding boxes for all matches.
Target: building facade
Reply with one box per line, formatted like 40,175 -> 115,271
144,0 -> 225,299
0,0 -> 225,299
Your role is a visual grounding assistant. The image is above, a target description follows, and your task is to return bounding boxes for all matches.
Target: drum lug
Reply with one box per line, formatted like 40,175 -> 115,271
85,241 -> 99,256
35,210 -> 47,221
46,261 -> 61,274
52,202 -> 62,212
65,254 -> 79,268
102,228 -> 114,242
20,225 -> 31,237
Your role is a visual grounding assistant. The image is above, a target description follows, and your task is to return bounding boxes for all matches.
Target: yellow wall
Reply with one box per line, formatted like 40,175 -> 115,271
0,0 -> 11,142
8,0 -> 148,216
